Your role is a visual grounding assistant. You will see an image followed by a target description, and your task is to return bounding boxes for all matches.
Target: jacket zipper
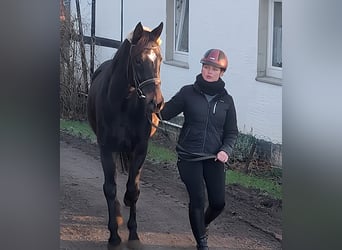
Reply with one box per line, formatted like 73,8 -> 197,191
213,100 -> 224,114
202,100 -> 210,151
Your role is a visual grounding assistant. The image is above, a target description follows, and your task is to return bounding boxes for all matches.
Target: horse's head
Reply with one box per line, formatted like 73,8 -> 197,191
128,22 -> 164,113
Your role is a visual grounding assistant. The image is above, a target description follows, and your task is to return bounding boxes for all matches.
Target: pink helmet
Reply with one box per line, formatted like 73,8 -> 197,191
200,49 -> 228,71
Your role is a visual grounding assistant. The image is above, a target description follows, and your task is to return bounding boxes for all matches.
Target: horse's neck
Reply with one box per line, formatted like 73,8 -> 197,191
106,42 -> 145,112
107,58 -> 130,100
111,41 -> 131,75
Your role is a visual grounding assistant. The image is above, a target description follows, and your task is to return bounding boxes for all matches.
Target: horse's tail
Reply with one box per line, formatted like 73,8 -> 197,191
118,152 -> 129,174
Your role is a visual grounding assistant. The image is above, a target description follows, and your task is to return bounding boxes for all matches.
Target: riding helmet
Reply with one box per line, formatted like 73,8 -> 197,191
200,49 -> 228,71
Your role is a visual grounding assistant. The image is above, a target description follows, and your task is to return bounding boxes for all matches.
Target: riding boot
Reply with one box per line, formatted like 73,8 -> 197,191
188,206 -> 207,248
196,235 -> 209,250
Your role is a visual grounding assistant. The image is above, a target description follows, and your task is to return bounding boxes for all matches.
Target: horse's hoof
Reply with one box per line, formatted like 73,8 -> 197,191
128,232 -> 139,241
107,242 -> 123,250
126,239 -> 142,249
108,237 -> 122,249
116,215 -> 124,226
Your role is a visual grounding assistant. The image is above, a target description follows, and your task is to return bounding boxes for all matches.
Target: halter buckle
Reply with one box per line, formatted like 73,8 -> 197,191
136,88 -> 146,99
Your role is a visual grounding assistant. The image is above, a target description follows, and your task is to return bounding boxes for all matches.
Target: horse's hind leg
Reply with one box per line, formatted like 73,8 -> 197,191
100,148 -> 121,246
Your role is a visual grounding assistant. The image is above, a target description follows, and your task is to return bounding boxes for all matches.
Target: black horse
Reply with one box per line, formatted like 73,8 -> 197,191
87,22 -> 164,247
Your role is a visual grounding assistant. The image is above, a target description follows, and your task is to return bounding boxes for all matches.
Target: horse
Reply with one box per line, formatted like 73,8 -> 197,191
87,22 -> 164,247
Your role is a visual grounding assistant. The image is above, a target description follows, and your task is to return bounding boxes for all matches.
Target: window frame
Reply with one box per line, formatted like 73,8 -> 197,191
165,0 -> 189,68
266,0 -> 282,79
256,0 -> 282,85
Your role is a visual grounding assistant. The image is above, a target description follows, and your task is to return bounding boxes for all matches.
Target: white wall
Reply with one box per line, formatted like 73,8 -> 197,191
69,0 -> 282,144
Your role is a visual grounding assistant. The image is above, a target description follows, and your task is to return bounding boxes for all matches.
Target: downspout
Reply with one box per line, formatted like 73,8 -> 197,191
90,0 -> 95,78
120,0 -> 124,42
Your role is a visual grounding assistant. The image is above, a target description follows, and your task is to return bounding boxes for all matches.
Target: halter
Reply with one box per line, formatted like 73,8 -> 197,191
129,43 -> 161,99
135,78 -> 161,98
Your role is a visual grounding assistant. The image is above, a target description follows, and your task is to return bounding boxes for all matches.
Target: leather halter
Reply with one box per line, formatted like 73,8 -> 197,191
129,44 -> 161,99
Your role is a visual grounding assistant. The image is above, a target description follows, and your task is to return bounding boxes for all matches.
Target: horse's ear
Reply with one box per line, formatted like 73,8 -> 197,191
151,22 -> 163,41
131,22 -> 144,44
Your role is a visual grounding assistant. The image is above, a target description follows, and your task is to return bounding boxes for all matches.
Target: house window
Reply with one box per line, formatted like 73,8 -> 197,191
267,0 -> 282,77
257,0 -> 282,85
174,0 -> 189,58
165,0 -> 189,68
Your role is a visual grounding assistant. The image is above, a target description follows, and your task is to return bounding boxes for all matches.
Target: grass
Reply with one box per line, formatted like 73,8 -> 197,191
226,170 -> 282,199
60,119 -> 97,142
59,119 -> 177,162
147,141 -> 177,163
60,119 -> 281,199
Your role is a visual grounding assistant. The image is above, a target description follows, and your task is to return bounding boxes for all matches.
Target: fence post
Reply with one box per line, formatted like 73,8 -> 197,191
75,0 -> 89,94
244,139 -> 256,174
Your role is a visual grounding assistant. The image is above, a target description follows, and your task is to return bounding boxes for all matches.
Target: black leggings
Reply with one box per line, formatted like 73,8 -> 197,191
177,158 -> 226,241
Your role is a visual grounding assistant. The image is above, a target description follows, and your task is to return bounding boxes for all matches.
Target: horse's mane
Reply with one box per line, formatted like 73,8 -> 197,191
112,39 -> 131,63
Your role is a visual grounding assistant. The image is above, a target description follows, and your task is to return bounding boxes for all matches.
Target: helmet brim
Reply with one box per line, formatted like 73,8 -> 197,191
201,60 -> 226,71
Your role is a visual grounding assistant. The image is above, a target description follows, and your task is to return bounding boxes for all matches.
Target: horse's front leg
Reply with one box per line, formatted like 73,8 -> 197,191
100,148 -> 121,246
124,148 -> 147,242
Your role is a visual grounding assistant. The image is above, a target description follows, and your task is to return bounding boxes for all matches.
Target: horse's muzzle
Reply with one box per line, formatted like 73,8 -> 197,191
148,98 -> 164,113
156,99 -> 164,112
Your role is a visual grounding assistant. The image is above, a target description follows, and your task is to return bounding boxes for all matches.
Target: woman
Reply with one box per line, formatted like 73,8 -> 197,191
160,49 -> 238,249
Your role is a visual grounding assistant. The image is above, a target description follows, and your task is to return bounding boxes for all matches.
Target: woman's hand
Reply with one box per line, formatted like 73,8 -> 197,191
215,150 -> 229,163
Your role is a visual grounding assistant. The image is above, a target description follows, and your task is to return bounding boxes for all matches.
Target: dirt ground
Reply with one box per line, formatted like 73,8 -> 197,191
60,132 -> 282,250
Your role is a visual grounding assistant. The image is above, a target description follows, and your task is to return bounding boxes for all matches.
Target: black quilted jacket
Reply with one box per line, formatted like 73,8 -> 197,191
160,82 -> 238,156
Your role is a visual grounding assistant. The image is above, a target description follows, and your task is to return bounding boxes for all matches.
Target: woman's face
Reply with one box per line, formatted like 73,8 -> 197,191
201,64 -> 224,82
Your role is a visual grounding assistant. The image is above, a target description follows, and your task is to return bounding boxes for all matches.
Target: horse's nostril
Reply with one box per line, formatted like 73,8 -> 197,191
148,99 -> 156,109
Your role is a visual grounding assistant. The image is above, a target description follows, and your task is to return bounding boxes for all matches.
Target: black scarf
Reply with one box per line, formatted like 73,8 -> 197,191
194,74 -> 225,96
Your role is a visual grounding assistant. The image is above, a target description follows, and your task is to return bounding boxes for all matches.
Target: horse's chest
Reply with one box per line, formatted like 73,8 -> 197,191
105,119 -> 148,151
112,123 -> 136,139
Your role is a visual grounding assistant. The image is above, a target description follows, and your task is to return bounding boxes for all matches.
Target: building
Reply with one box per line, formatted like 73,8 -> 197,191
65,0 -> 282,144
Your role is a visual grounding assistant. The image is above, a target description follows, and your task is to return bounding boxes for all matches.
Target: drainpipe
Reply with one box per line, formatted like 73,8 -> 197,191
90,0 -> 95,78
120,0 -> 124,42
